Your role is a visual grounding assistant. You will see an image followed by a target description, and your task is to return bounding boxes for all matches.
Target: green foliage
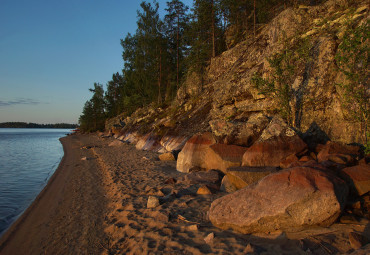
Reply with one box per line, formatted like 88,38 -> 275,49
335,20 -> 370,145
79,0 -> 317,129
252,37 -> 312,125
79,83 -> 106,132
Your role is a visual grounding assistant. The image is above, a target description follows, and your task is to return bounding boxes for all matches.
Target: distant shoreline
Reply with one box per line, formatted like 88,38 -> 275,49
0,122 -> 77,129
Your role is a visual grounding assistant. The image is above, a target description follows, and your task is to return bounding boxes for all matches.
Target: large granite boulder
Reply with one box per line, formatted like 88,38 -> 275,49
225,166 -> 277,190
176,133 -> 247,173
341,165 -> 370,196
176,133 -> 216,173
209,167 -> 348,234
242,117 -> 307,167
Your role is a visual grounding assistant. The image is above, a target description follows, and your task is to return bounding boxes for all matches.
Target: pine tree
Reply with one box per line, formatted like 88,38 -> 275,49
165,0 -> 190,91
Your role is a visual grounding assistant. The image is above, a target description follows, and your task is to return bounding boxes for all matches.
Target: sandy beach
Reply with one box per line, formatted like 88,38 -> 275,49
0,134 -> 369,254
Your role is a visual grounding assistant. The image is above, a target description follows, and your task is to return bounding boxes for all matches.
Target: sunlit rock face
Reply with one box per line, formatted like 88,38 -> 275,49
242,117 -> 307,167
209,167 -> 348,234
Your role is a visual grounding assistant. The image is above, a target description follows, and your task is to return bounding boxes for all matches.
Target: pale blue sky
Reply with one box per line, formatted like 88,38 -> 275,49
0,0 -> 192,124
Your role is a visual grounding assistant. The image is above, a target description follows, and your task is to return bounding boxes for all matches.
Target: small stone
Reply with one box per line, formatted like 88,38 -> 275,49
147,196 -> 160,208
197,185 -> 212,195
188,224 -> 199,231
349,232 -> 367,250
244,243 -> 254,253
159,152 -> 176,161
204,232 -> 214,244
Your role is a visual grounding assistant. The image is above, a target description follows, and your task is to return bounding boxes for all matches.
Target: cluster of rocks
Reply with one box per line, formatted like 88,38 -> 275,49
102,114 -> 369,242
174,116 -> 369,235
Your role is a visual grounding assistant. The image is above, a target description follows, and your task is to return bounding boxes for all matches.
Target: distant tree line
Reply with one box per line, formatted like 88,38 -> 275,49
79,0 -> 316,132
0,122 -> 78,129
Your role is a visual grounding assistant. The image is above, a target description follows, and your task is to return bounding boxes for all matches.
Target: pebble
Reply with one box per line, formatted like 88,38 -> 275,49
147,196 -> 160,208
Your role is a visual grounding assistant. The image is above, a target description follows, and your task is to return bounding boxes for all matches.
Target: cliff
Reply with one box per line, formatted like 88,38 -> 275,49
107,0 -> 369,146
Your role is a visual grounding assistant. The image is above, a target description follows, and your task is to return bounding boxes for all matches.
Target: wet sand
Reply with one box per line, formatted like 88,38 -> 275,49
0,134 -> 369,254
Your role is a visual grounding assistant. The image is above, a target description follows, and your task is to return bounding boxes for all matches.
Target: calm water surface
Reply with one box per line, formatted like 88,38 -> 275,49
0,128 -> 71,236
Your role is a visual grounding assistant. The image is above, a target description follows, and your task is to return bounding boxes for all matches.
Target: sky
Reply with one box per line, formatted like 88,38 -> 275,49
0,0 -> 193,124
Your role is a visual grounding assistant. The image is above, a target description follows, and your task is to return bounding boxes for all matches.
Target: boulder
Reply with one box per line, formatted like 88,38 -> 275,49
136,133 -> 162,151
176,133 -> 216,173
225,166 -> 277,190
242,117 -> 307,167
341,165 -> 370,196
159,152 -> 176,161
205,144 -> 248,172
209,167 -> 348,234
177,133 -> 246,173
317,141 -> 360,165
160,135 -> 189,152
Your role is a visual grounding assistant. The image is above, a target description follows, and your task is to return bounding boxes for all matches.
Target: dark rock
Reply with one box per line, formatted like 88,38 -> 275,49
164,178 -> 177,185
317,141 -> 360,165
180,170 -> 223,185
349,232 -> 368,250
341,165 -> 370,196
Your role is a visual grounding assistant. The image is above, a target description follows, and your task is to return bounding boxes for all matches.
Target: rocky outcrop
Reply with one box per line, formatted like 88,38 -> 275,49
209,167 -> 348,234
209,113 -> 269,146
242,117 -> 307,167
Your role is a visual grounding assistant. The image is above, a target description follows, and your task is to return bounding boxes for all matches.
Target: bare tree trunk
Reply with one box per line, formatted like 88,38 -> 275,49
176,13 -> 180,91
253,0 -> 256,37
212,0 -> 216,58
158,48 -> 162,105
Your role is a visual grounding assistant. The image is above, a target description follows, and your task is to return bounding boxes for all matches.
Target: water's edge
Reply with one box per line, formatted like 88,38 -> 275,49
0,135 -> 68,239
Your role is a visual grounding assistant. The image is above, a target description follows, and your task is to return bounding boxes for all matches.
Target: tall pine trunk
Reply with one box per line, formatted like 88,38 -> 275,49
158,48 -> 162,105
253,0 -> 256,37
211,0 -> 216,58
176,13 -> 180,91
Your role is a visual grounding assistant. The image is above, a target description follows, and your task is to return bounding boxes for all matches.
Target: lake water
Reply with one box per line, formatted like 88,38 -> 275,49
0,128 -> 71,236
